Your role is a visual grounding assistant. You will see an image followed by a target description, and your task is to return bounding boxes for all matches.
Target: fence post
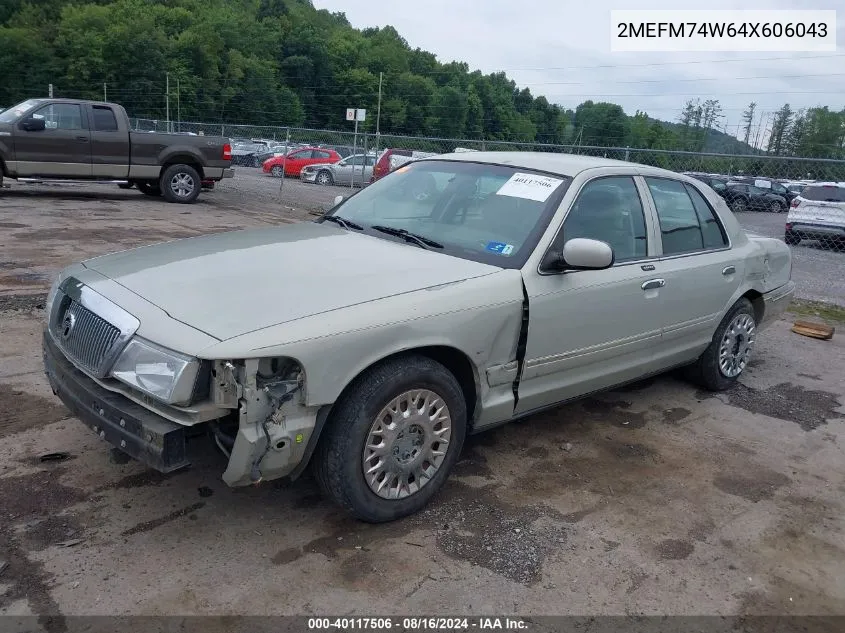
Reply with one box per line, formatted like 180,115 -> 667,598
624,146 -> 630,161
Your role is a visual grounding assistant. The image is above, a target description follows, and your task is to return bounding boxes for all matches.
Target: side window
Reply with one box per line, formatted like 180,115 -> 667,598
710,180 -> 726,192
346,155 -> 364,165
684,184 -> 728,249
646,178 -> 707,255
30,104 -> 83,130
314,150 -> 332,159
290,150 -> 309,159
563,176 -> 648,262
91,106 -> 118,132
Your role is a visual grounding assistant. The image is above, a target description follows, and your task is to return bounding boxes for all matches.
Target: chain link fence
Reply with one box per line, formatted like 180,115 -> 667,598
130,118 -> 845,254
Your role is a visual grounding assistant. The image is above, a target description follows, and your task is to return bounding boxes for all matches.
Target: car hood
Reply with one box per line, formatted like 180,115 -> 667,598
81,222 -> 501,342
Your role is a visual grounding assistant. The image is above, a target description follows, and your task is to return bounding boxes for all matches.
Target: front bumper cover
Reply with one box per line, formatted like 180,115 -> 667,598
43,331 -> 189,472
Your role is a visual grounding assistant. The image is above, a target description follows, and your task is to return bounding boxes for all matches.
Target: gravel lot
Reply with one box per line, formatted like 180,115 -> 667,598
1,171 -> 844,624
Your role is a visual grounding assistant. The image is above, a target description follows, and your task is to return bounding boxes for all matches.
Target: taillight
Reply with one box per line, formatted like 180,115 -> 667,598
790,198 -> 799,208
222,143 -> 232,161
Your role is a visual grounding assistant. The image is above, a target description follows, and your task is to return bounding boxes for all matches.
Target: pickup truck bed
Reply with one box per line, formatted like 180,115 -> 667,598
0,98 -> 233,203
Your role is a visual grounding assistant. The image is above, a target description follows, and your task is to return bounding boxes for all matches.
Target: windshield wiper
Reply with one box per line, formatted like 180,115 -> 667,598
323,215 -> 363,231
371,225 -> 444,249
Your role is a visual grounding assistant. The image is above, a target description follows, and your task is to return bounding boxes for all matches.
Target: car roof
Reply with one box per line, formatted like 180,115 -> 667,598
421,151 -> 687,179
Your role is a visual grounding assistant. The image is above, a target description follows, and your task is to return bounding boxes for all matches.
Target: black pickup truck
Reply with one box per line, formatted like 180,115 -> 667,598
0,98 -> 233,203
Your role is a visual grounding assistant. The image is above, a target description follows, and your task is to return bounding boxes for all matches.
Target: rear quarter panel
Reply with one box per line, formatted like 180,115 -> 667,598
129,133 -> 230,173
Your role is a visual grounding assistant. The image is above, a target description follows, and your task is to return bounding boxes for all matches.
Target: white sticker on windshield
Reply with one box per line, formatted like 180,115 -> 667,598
495,173 -> 563,202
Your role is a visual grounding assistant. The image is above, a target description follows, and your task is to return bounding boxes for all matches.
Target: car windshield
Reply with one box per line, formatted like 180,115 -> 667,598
801,185 -> 845,203
324,160 -> 570,268
0,99 -> 43,123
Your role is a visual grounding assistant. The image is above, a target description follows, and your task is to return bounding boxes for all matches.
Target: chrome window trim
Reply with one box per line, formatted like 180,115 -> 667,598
48,276 -> 140,379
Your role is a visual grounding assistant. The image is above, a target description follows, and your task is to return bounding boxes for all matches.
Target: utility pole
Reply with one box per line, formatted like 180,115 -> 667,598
375,72 -> 383,155
165,72 -> 170,133
176,76 -> 181,132
103,83 -> 107,102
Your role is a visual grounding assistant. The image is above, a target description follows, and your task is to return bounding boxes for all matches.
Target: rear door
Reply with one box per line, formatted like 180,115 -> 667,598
87,104 -> 129,179
284,149 -> 312,176
14,102 -> 91,177
643,177 -> 742,366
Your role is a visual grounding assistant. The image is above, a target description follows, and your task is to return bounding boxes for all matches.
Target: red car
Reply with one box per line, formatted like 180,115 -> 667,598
263,147 -> 341,177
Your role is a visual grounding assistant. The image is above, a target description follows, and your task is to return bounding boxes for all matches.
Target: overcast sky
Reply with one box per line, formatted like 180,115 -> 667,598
311,0 -> 844,140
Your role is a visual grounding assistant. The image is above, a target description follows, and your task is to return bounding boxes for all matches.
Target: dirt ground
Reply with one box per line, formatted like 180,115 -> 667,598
1,173 -> 844,625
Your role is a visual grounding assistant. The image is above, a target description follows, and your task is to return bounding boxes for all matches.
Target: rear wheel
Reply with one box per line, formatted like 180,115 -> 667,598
137,181 -> 161,197
685,298 -> 757,392
271,166 -> 284,178
313,355 -> 466,523
316,170 -> 333,186
769,200 -> 783,213
160,164 -> 201,204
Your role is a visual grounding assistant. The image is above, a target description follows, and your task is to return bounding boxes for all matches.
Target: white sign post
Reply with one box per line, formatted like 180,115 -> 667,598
346,108 -> 367,189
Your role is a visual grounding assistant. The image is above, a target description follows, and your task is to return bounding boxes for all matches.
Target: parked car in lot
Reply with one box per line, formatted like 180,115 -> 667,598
723,182 -> 788,213
230,141 -> 272,167
372,148 -> 439,182
785,182 -> 845,247
263,147 -> 342,177
0,98 -> 232,203
42,152 -> 794,522
301,153 -> 376,186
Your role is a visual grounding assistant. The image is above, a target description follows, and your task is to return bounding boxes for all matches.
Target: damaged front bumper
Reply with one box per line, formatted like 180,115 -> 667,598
43,332 -> 326,486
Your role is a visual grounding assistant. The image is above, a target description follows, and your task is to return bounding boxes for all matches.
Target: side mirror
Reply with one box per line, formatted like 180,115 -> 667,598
20,117 -> 46,132
547,238 -> 614,271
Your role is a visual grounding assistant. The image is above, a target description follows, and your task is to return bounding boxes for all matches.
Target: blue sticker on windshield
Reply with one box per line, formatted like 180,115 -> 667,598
486,241 -> 514,255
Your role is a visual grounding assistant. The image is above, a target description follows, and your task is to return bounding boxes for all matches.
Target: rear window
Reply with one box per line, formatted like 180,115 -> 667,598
91,106 -> 118,131
801,186 -> 845,203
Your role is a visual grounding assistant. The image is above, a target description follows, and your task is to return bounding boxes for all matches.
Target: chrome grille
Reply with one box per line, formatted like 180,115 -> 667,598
54,299 -> 121,374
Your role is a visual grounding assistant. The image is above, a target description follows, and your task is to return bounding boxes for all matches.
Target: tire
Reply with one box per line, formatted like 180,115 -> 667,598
769,201 -> 782,213
160,164 -> 201,204
271,166 -> 284,178
685,298 -> 756,392
313,355 -> 467,523
136,181 -> 161,197
252,156 -> 262,168
730,197 -> 747,213
784,232 -> 801,245
316,170 -> 333,186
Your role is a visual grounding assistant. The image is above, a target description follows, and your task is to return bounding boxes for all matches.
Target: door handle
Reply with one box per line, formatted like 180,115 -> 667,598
76,136 -> 89,142
641,278 -> 665,291
722,266 -> 736,276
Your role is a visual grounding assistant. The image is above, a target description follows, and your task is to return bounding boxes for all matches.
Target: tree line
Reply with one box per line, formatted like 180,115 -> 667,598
0,0 -> 842,160
740,101 -> 845,160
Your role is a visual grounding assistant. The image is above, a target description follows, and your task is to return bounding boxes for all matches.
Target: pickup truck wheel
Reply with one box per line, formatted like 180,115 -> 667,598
685,298 -> 756,392
161,164 -> 201,203
313,355 -> 467,523
137,182 -> 161,197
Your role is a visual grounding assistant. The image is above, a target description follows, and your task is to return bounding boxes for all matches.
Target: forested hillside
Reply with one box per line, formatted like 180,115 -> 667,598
1,0 -> 842,158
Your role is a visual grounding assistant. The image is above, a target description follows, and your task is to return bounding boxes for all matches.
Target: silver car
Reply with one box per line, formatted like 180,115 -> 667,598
301,153 -> 375,186
42,153 -> 794,522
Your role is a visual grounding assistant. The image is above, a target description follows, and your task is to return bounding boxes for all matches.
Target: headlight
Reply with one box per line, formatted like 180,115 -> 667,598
44,273 -> 64,321
111,338 -> 199,405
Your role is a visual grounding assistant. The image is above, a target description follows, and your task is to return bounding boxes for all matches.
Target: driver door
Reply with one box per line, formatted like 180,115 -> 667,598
516,175 -> 666,414
15,102 -> 91,177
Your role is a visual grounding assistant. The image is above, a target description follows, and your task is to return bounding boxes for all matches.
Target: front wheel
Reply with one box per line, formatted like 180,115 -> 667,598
316,170 -> 333,186
730,197 -> 747,213
160,164 -> 201,204
313,355 -> 467,523
769,201 -> 783,213
685,298 -> 757,392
